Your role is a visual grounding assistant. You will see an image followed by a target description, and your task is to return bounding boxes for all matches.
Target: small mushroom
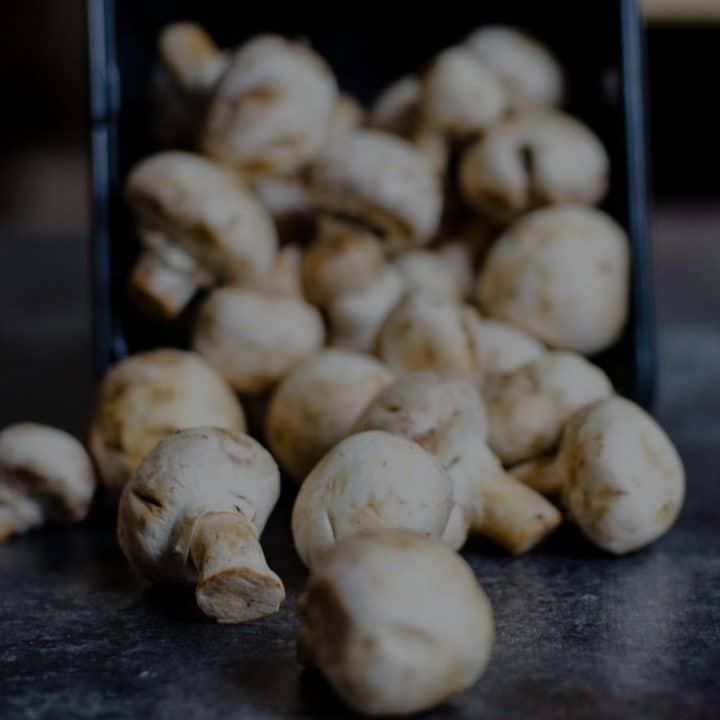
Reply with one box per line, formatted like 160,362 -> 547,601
467,318 -> 546,376
296,530 -> 494,716
301,217 -> 385,308
192,287 -> 324,394
459,111 -> 609,225
125,152 -> 277,318
326,93 -> 365,147
483,351 -> 613,465
291,431 -> 462,568
464,26 -> 564,109
251,244 -> 304,297
392,250 -> 465,300
327,266 -> 405,353
89,349 -> 246,494
478,206 -> 629,354
435,240 -> 479,300
354,373 -> 561,554
517,397 -> 685,554
266,350 -> 393,483
311,129 -> 443,249
421,47 -> 507,137
251,176 -> 314,243
118,427 -> 284,623
0,423 -> 96,542
369,75 -> 421,136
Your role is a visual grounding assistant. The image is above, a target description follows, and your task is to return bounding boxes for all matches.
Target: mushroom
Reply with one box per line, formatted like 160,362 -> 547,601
150,22 -> 228,147
193,287 -> 324,394
89,349 -> 246,494
434,240 -> 478,300
311,129 -> 443,249
301,217 -> 385,308
251,176 -> 314,243
250,243 -> 304,297
266,349 -> 393,483
354,373 -> 561,554
377,290 -> 479,377
327,266 -> 405,353
467,318 -> 545,376
421,47 -> 507,137
0,423 -> 96,542
291,431 -> 462,568
326,93 -> 365,147
514,397 -> 685,554
296,530 -> 494,716
117,427 -> 284,623
459,111 -> 609,225
203,35 -> 338,176
483,351 -> 613,466
392,250 -> 465,300
369,75 -> 421,136
478,206 -> 629,354
125,152 -> 277,318
464,26 -> 564,109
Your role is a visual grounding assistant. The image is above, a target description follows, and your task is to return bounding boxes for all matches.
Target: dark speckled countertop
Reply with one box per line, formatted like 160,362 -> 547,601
1,205 -> 719,719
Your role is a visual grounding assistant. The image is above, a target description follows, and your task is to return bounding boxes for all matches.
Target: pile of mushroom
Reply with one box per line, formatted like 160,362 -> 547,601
0,20 -> 688,719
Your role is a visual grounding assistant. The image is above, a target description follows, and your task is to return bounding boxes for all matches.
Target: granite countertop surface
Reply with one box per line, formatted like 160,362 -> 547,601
1,205 -> 719,719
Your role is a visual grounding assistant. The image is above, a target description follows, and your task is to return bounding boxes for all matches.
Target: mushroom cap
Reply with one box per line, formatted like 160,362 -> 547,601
392,250 -> 463,299
484,351 -> 613,465
311,129 -> 443,247
291,432 -> 457,568
266,350 -> 393,483
560,397 -> 685,554
251,175 -> 313,225
0,423 -> 95,539
369,75 -> 421,136
89,349 -> 246,492
354,372 -> 488,452
250,243 -> 304,297
459,111 -> 609,225
118,427 -> 279,585
126,152 -> 277,284
421,47 -> 507,136
468,318 -> 546,376
327,266 -> 405,353
302,217 -> 385,307
464,26 -> 564,109
193,287 -> 324,394
377,290 -> 478,377
203,35 -> 338,175
158,22 -> 227,94
478,206 -> 629,354
297,529 -> 494,716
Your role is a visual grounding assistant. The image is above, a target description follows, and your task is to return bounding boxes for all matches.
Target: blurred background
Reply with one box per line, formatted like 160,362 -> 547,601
0,0 -> 718,435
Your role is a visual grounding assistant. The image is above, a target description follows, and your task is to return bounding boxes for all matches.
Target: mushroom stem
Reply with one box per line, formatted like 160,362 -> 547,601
470,470 -> 562,554
129,250 -> 199,319
190,511 -> 285,623
510,455 -> 564,496
0,486 -> 43,542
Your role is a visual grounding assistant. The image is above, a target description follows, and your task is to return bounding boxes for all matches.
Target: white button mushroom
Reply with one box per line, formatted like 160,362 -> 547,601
311,129 -> 443,249
392,250 -> 466,300
125,151 -> 277,318
89,349 -> 246,494
459,111 -> 609,225
369,75 -> 421,136
265,349 -> 393,483
291,431 -> 462,568
192,287 -> 324,394
483,351 -> 614,466
464,26 -> 564,110
297,530 -> 494,716
301,217 -> 385,308
118,427 -> 284,623
478,206 -> 629,354
520,397 -> 685,554
421,47 -> 507,137
467,318 -> 546,376
203,35 -> 338,176
250,244 -> 304,297
325,93 -> 365,147
354,373 -> 561,554
250,176 -> 314,243
0,423 -> 96,542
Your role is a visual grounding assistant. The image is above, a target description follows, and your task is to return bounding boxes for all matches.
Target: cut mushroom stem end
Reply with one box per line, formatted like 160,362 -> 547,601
191,511 -> 285,623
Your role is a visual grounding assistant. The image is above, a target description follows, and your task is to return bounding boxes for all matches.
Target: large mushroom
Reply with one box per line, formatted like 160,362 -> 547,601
192,287 -> 324,394
459,112 -> 609,225
89,349 -> 246,494
203,35 -> 337,176
118,427 -> 283,623
266,350 -> 393,483
513,397 -> 685,554
125,152 -> 277,318
297,530 -> 495,716
478,206 -> 629,354
291,431 -> 462,568
0,423 -> 96,542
